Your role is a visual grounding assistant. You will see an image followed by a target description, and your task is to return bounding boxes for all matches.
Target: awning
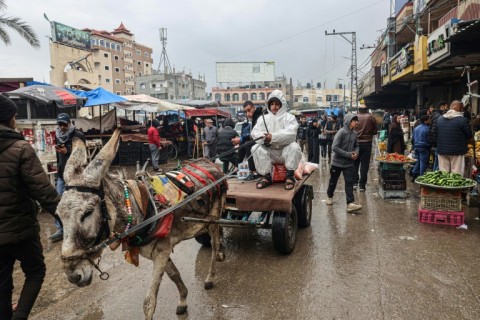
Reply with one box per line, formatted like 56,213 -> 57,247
4,84 -> 86,108
68,87 -> 127,107
447,20 -> 480,43
122,94 -> 193,111
184,108 -> 231,118
170,99 -> 221,107
113,102 -> 158,113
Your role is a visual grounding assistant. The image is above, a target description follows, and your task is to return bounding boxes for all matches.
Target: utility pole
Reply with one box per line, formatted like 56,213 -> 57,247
325,30 -> 358,112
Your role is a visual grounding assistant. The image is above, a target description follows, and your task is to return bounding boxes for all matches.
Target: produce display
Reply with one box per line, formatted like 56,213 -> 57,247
376,153 -> 415,163
415,171 -> 476,188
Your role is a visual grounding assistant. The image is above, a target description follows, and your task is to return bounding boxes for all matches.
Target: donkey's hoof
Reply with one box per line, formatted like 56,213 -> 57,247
216,252 -> 225,262
176,305 -> 188,315
204,281 -> 214,290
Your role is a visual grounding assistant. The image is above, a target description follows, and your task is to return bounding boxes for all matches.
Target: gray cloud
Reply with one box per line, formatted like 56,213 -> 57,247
0,0 -> 389,90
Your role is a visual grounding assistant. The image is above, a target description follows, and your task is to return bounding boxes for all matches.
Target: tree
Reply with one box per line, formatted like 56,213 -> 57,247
0,0 -> 40,48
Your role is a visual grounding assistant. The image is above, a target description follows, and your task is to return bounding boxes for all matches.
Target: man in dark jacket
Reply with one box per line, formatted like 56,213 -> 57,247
232,101 -> 264,180
428,101 -> 447,171
307,119 -> 320,163
326,114 -> 362,213
353,105 -> 377,191
0,95 -> 60,320
436,100 -> 472,175
297,116 -> 308,153
50,113 -> 85,242
217,118 -> 239,173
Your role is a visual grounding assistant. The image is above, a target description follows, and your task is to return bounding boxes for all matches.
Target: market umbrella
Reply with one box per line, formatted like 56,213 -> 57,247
5,84 -> 86,108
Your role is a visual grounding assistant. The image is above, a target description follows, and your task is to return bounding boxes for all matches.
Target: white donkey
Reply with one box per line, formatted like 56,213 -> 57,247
57,129 -> 227,319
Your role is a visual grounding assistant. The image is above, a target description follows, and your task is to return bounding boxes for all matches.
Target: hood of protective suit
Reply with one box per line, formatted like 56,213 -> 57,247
266,90 -> 288,117
343,114 -> 358,131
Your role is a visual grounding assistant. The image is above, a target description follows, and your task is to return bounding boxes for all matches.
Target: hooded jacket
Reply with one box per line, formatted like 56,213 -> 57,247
331,114 -> 359,168
251,90 -> 299,150
0,125 -> 60,245
217,124 -> 239,159
436,110 -> 472,155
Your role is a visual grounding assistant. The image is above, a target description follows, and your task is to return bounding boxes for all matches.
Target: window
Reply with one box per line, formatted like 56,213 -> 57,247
252,65 -> 260,73
251,93 -> 257,100
146,63 -> 149,67
116,91 -> 121,95
140,83 -> 146,89
326,95 -> 332,102
332,95 -> 338,102
106,41 -> 110,48
111,43 -> 115,50
105,78 -> 111,83
242,93 -> 248,101
214,93 -> 221,101
115,67 -> 120,72
99,39 -> 105,47
303,97 -> 309,103
152,83 -> 156,88
116,44 -> 121,51
104,65 -> 110,70
115,79 -> 121,84
137,61 -> 141,65
136,50 -> 141,55
90,38 -> 96,46
144,52 -> 149,57
259,92 -> 265,100
225,93 -> 231,101
114,55 -> 119,60
104,53 -> 108,58
233,93 -> 239,101
316,97 -> 323,102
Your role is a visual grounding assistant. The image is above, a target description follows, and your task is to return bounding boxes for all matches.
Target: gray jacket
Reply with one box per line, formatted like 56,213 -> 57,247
331,114 -> 359,168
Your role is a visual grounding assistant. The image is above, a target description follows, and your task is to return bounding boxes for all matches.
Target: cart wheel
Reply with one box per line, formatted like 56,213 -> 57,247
194,232 -> 211,247
294,185 -> 313,228
272,206 -> 298,255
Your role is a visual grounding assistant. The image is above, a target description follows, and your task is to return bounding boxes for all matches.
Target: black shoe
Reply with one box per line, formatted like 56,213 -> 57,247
49,230 -> 63,242
245,173 -> 259,181
359,186 -> 366,192
353,184 -> 358,190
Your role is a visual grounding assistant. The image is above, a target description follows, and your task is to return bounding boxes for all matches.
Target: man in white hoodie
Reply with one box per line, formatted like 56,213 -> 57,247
436,100 -> 472,175
251,90 -> 302,190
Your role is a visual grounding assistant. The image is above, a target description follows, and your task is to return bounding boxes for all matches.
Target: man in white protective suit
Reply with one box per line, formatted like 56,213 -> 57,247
251,90 -> 303,190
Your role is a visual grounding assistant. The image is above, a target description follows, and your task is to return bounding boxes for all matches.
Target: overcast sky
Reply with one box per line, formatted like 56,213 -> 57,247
0,0 -> 390,91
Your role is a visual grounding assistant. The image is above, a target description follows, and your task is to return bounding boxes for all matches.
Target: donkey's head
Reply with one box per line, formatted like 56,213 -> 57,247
57,129 -> 121,287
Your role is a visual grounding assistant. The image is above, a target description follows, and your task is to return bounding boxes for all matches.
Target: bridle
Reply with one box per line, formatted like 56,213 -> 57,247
60,183 -> 111,280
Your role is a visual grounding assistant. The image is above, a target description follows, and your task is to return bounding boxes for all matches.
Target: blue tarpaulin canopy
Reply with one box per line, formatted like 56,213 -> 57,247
68,87 -> 127,107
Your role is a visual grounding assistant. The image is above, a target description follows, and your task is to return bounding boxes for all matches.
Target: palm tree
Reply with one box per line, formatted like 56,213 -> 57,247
0,0 -> 40,48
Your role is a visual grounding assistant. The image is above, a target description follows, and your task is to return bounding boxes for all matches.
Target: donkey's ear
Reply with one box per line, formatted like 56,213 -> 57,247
63,137 -> 88,184
84,128 -> 121,186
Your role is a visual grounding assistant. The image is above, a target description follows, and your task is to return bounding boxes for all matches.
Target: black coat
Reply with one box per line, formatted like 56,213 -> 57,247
436,115 -> 472,155
56,129 -> 85,180
217,126 -> 238,160
427,109 -> 442,147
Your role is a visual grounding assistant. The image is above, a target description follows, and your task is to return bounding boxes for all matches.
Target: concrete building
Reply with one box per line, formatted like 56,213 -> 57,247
292,84 -> 351,110
135,71 -> 207,100
49,22 -> 153,95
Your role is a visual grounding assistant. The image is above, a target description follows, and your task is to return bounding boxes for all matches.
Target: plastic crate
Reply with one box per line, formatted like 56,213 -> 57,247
378,162 -> 405,172
420,186 -> 461,198
379,187 -> 406,199
418,208 -> 464,226
420,195 -> 462,212
378,169 -> 406,180
380,178 -> 407,190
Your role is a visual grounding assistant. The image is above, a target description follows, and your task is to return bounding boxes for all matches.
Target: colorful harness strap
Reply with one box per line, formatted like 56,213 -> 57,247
188,162 -> 222,196
182,167 -> 213,200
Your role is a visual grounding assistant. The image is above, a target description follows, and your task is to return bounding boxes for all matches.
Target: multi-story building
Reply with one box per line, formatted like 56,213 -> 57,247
135,70 -> 207,100
49,22 -> 153,95
292,83 -> 351,110
211,77 -> 289,111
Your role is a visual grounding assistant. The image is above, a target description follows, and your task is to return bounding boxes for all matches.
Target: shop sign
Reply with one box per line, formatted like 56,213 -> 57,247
381,63 -> 388,76
427,24 -> 450,65
50,21 -> 91,51
389,44 -> 414,81
414,35 -> 429,74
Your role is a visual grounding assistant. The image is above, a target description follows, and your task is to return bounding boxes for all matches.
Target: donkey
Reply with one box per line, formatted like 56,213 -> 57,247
57,129 -> 227,319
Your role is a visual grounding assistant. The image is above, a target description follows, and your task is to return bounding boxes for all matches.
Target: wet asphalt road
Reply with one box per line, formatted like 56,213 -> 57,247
13,159 -> 480,320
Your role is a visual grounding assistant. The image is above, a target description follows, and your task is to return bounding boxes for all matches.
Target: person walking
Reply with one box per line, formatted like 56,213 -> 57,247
297,115 -> 308,155
353,105 -> 377,191
147,119 -> 162,171
436,100 -> 472,175
326,114 -> 362,213
50,113 -> 85,242
387,115 -> 405,154
0,95 -> 60,320
307,119 -> 320,163
411,115 -> 431,181
324,114 -> 341,163
202,119 -> 218,159
319,114 -> 328,160
217,118 -> 239,173
232,100 -> 264,181
428,101 -> 448,171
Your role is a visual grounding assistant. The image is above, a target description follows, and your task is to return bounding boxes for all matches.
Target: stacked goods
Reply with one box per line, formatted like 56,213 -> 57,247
415,172 -> 476,226
376,153 -> 408,199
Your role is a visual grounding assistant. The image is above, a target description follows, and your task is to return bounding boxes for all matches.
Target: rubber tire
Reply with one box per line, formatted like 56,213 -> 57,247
271,207 -> 298,255
194,232 -> 211,247
294,185 -> 313,228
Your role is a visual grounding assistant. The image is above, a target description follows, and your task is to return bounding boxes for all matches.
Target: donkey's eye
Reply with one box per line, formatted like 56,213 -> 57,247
81,210 -> 93,222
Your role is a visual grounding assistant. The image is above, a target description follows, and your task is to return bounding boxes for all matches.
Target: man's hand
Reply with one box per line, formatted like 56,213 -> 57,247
351,152 -> 358,160
203,141 -> 207,145
55,145 -> 67,155
231,137 -> 240,145
264,133 -> 272,143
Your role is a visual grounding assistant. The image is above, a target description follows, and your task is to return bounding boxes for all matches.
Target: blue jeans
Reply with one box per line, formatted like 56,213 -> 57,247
412,148 -> 430,177
433,147 -> 439,171
55,177 -> 65,232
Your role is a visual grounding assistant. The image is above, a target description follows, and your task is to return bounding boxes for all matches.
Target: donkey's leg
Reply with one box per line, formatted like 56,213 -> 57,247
165,258 -> 188,315
204,195 -> 225,290
143,249 -> 170,320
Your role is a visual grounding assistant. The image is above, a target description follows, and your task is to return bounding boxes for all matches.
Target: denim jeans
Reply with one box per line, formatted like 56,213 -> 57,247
54,177 -> 65,232
433,147 -> 439,171
412,148 -> 430,177
327,165 -> 355,204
